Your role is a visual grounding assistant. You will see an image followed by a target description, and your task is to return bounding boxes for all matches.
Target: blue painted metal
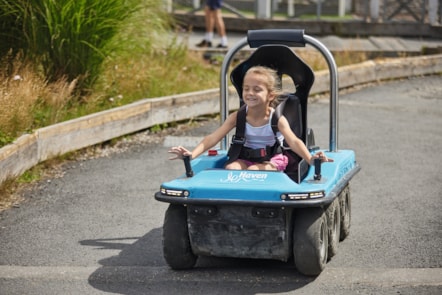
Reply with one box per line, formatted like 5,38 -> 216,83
156,149 -> 359,207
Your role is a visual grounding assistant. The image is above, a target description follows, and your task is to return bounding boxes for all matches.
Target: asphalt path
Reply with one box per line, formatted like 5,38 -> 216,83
0,75 -> 441,294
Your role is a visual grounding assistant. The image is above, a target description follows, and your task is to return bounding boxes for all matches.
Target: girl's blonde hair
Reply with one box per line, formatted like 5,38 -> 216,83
244,66 -> 283,107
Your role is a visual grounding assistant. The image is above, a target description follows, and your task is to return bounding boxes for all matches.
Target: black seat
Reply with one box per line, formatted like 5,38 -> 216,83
230,45 -> 315,182
230,45 -> 314,144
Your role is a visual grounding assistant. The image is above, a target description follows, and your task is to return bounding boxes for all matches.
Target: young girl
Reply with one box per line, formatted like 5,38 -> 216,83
169,66 -> 332,170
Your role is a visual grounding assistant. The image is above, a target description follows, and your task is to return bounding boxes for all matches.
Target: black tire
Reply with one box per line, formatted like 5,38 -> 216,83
339,185 -> 351,241
326,198 -> 341,259
293,208 -> 328,276
162,204 -> 197,269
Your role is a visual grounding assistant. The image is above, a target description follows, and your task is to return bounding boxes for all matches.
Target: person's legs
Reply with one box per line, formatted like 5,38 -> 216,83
225,159 -> 249,170
225,159 -> 279,171
247,154 -> 288,171
196,5 -> 214,47
204,6 -> 214,41
206,8 -> 215,39
213,9 -> 228,47
198,0 -> 227,48
247,162 -> 278,171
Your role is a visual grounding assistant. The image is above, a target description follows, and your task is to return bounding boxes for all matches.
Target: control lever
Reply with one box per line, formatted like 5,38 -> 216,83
183,155 -> 194,177
314,157 -> 322,180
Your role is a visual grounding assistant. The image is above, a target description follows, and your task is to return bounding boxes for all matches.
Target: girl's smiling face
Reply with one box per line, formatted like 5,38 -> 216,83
242,72 -> 275,108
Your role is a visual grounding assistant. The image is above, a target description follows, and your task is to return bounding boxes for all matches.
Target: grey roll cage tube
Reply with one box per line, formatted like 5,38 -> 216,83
219,29 -> 339,152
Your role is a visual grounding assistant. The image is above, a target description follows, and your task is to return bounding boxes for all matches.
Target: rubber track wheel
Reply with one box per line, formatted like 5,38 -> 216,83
293,208 -> 328,276
326,198 -> 341,259
339,185 -> 351,241
162,204 -> 197,269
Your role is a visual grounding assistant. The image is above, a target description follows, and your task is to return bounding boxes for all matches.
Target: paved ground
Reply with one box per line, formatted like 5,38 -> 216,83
0,75 -> 441,294
182,30 -> 442,55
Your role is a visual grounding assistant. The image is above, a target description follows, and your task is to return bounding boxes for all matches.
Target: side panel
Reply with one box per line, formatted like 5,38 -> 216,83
187,205 -> 293,261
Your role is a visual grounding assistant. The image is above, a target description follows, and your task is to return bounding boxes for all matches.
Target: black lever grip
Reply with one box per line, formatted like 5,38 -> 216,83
183,155 -> 194,177
314,157 -> 322,181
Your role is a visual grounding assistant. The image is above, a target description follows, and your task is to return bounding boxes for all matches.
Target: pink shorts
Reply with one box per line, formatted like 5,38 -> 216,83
240,154 -> 288,171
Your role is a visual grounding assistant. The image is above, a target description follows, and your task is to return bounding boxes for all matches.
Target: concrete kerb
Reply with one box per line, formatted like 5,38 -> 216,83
35,90 -> 223,163
0,134 -> 39,184
1,54 -> 441,186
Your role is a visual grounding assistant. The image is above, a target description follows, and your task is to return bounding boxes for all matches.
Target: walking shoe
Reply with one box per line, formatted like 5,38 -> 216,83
196,40 -> 212,48
217,44 -> 228,49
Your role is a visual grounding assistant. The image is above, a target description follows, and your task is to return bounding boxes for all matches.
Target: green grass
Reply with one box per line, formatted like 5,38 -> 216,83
0,0 -> 140,90
0,0 -> 220,146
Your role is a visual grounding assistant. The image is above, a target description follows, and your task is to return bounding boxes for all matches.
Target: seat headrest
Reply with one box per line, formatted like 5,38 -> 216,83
230,45 -> 314,103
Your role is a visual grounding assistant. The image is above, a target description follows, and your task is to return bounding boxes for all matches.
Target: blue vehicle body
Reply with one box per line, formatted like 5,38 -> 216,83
157,149 -> 358,206
154,29 -> 360,276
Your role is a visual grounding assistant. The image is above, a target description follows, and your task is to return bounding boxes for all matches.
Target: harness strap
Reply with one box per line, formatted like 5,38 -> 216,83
226,105 -> 281,165
239,145 -> 281,162
226,105 -> 247,165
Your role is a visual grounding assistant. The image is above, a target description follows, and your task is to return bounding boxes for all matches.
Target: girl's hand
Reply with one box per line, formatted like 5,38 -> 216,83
168,146 -> 192,160
310,151 -> 334,164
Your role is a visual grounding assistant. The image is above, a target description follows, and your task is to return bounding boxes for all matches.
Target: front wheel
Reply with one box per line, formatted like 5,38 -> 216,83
162,204 -> 197,269
293,208 -> 328,276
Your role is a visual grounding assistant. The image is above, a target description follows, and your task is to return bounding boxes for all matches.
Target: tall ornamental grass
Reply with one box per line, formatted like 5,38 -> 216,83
0,0 -> 138,91
0,0 -> 220,147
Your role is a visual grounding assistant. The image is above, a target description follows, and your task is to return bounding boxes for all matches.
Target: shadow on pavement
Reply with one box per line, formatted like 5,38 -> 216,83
81,228 -> 316,295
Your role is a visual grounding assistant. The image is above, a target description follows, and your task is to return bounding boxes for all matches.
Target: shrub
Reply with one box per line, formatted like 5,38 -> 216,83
0,1 -> 220,147
0,0 -> 138,91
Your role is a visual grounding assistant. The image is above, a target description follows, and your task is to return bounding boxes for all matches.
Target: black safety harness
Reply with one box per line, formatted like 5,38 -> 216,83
226,105 -> 282,165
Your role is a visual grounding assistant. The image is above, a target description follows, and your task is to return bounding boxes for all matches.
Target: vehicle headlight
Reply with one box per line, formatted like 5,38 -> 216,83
280,191 -> 325,200
160,187 -> 189,197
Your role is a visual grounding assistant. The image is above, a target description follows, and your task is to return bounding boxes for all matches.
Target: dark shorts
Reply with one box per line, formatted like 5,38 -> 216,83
206,0 -> 222,10
240,154 -> 288,171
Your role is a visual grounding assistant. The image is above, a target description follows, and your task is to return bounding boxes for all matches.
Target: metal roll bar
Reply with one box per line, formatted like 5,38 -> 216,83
219,30 -> 339,152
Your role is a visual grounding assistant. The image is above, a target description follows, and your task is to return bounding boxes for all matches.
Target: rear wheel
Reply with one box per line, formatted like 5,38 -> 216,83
326,198 -> 341,259
293,208 -> 328,276
339,185 -> 351,241
163,204 -> 197,269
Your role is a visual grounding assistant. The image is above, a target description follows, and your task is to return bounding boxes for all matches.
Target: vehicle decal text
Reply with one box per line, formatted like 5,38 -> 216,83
220,171 -> 268,183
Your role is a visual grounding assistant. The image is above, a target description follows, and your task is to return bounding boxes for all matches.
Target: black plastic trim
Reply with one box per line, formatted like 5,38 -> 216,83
247,29 -> 306,48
